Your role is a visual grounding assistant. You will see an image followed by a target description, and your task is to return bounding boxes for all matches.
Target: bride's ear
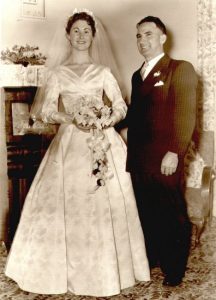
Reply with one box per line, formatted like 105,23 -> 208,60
66,34 -> 71,45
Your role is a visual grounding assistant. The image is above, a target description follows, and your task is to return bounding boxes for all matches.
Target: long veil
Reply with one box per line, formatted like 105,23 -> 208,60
30,14 -> 126,120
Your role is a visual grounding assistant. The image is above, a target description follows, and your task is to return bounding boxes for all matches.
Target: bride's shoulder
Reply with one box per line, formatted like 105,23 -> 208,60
42,67 -> 61,84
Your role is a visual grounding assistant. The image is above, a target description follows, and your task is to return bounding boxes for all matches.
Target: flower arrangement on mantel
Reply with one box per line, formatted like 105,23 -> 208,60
0,44 -> 46,66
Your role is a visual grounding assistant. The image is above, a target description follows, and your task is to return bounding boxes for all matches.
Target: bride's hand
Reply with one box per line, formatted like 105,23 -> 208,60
64,113 -> 75,123
73,118 -> 96,132
49,112 -> 74,124
103,117 -> 115,128
76,124 -> 92,132
103,110 -> 124,129
103,112 -> 121,128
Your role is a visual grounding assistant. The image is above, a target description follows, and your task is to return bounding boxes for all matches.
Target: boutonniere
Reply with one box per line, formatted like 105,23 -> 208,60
153,71 -> 161,77
154,80 -> 164,86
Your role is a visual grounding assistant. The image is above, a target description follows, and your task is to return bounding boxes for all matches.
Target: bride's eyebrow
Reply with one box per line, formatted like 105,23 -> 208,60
72,26 -> 91,31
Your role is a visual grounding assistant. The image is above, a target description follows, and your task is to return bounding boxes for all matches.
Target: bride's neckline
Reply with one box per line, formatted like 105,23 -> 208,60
62,63 -> 94,78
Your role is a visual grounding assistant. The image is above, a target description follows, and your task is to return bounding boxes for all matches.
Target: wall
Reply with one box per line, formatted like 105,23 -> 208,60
1,0 -> 197,99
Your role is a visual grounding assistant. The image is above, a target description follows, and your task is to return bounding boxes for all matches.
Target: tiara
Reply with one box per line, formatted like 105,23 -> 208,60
72,8 -> 96,24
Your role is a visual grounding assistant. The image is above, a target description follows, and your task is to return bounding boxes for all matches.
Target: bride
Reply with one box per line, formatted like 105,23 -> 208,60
5,9 -> 150,297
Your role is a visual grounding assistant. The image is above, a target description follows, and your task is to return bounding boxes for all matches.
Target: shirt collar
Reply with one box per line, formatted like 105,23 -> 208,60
145,52 -> 165,68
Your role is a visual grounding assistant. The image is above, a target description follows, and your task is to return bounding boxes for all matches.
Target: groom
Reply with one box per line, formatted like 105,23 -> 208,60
126,16 -> 198,286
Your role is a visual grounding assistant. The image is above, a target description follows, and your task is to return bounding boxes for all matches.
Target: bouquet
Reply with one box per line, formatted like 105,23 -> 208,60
72,96 -> 113,189
73,96 -> 112,129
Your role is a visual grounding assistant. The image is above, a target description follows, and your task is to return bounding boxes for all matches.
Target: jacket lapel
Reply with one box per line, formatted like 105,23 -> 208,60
140,54 -> 171,96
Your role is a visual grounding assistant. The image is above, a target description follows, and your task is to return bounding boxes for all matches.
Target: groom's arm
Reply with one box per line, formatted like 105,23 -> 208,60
161,61 -> 198,175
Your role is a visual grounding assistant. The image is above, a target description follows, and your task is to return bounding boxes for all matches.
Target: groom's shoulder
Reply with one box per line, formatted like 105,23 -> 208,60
169,57 -> 196,72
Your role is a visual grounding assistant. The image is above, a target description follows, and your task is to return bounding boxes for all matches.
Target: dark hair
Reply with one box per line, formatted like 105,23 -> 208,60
137,16 -> 167,34
66,12 -> 96,36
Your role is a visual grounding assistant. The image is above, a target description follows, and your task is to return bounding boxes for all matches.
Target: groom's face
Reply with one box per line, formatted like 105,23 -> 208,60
136,22 -> 166,61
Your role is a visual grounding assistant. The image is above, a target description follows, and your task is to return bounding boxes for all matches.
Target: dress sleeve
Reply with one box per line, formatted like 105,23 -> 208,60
39,69 -> 72,124
103,67 -> 127,121
39,69 -> 60,124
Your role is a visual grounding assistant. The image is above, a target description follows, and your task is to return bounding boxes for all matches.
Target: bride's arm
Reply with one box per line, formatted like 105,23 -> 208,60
103,67 -> 127,127
37,70 -> 74,124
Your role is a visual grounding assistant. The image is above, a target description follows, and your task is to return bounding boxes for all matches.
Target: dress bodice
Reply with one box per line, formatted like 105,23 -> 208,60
39,64 -> 127,123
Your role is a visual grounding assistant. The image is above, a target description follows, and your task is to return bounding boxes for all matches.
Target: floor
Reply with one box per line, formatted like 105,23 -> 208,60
0,220 -> 216,300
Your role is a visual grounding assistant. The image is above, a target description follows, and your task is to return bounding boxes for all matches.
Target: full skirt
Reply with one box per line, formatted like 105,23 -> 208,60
5,124 -> 150,296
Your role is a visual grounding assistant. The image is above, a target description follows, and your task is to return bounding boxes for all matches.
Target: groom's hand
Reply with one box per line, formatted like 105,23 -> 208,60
161,151 -> 178,176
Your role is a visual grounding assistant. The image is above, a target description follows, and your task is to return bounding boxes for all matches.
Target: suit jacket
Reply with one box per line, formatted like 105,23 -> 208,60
126,54 -> 198,174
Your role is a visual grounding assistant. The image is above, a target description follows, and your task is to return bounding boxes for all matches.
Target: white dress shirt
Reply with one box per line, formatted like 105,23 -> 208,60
140,53 -> 165,80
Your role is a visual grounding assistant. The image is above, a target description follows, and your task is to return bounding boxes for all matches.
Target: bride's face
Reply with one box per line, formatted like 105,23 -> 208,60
68,20 -> 93,51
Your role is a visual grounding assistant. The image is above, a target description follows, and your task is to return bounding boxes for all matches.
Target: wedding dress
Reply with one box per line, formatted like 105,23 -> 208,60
5,64 -> 150,296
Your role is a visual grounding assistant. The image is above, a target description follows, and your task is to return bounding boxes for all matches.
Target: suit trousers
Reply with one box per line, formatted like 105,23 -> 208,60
131,168 -> 191,280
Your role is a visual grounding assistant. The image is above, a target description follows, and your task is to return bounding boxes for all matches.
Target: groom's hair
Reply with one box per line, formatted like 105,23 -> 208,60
137,16 -> 167,35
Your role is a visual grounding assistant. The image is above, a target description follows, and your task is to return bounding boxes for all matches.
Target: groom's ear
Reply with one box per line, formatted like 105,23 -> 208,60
160,34 -> 167,45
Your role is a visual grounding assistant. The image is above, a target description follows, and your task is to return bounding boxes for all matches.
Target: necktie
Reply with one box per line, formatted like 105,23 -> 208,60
140,62 -> 149,81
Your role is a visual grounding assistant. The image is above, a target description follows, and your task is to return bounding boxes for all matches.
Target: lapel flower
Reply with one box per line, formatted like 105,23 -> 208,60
153,71 -> 161,77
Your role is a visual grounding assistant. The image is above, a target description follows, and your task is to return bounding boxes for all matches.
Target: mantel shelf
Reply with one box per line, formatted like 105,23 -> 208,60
0,64 -> 46,87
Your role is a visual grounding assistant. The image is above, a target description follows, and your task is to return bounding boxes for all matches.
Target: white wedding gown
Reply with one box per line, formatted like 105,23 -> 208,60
5,64 -> 150,296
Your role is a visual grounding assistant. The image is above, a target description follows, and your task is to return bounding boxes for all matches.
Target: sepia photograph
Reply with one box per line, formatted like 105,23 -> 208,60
0,0 -> 216,299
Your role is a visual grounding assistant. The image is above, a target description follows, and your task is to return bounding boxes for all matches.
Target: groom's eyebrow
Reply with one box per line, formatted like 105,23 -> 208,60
136,30 -> 153,38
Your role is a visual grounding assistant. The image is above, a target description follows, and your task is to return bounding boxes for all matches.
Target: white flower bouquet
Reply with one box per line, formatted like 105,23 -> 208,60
72,96 -> 112,129
72,96 -> 113,189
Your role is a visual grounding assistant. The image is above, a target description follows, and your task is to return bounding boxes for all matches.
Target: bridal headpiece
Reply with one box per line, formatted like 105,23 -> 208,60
72,8 -> 97,24
66,8 -> 97,33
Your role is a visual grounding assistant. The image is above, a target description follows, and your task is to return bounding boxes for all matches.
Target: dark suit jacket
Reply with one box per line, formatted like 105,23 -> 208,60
126,54 -> 198,174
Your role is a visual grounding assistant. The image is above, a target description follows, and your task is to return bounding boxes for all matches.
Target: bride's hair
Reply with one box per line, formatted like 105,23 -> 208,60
66,12 -> 96,36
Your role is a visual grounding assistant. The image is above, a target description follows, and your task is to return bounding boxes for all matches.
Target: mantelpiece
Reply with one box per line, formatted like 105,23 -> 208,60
0,64 -> 45,87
